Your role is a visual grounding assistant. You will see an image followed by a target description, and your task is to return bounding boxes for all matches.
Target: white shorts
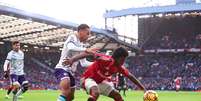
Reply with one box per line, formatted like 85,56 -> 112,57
176,85 -> 180,89
82,78 -> 115,96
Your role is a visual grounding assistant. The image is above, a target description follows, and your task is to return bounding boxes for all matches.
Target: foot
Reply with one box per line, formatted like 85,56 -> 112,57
18,95 -> 24,99
13,95 -> 18,101
5,95 -> 10,99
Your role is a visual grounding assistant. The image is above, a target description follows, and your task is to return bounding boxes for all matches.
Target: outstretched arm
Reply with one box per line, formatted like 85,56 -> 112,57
127,72 -> 146,91
3,60 -> 10,79
63,52 -> 93,66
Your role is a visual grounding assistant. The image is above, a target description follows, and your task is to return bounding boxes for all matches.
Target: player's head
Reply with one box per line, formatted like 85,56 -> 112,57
77,24 -> 90,42
112,47 -> 128,67
12,41 -> 20,51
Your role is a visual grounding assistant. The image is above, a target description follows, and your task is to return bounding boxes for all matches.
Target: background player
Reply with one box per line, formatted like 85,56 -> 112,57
117,73 -> 127,96
174,77 -> 182,92
3,41 -> 29,101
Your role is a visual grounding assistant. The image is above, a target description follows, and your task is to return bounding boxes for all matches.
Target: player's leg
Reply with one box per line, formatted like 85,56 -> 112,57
123,85 -> 126,96
108,90 -> 124,101
10,74 -> 20,101
82,78 -> 99,101
58,79 -> 71,101
10,75 -> 20,94
70,88 -> 75,100
68,71 -> 76,100
5,85 -> 13,98
15,75 -> 29,97
117,86 -> 121,93
123,89 -> 126,96
7,85 -> 13,95
55,69 -> 73,101
99,81 -> 124,101
176,85 -> 180,92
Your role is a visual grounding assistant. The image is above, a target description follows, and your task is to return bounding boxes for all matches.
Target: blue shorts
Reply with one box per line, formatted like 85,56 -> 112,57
54,68 -> 75,88
10,74 -> 28,86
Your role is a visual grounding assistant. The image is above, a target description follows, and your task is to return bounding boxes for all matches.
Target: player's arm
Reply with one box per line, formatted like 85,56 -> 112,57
3,54 -> 11,79
63,52 -> 94,66
127,72 -> 146,91
63,52 -> 107,66
79,58 -> 94,67
120,67 -> 146,91
68,43 -> 98,54
66,35 -> 98,53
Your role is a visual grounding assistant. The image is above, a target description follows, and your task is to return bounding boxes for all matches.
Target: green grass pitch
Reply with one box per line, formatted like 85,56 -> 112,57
0,90 -> 200,101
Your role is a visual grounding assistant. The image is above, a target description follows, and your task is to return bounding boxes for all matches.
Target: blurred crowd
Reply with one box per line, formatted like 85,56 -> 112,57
142,16 -> 201,49
126,54 -> 201,90
143,32 -> 201,49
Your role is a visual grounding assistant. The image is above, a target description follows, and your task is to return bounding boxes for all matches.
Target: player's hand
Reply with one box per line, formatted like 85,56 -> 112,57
3,71 -> 9,79
85,48 -> 99,54
62,58 -> 73,66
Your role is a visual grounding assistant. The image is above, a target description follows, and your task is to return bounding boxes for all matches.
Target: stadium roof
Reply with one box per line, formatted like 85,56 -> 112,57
104,3 -> 201,18
0,4 -> 138,51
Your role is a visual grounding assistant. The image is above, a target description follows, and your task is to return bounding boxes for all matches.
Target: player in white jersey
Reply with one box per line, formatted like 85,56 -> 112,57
54,24 -> 96,101
3,41 -> 29,101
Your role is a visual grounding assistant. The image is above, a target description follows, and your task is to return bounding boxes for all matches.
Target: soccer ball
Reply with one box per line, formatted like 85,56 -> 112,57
143,90 -> 158,101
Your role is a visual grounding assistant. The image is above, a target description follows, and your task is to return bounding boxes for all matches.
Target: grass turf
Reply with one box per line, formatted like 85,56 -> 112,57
0,90 -> 200,101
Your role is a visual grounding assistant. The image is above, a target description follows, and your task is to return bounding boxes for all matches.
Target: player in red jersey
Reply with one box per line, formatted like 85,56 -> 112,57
174,77 -> 181,92
64,47 -> 146,101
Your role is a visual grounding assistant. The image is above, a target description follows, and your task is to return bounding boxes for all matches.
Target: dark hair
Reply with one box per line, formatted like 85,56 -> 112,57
12,41 -> 20,45
112,47 -> 128,60
77,24 -> 89,32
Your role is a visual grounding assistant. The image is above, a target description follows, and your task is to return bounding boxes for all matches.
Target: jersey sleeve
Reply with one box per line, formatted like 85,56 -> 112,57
79,58 -> 93,67
6,52 -> 12,61
119,66 -> 129,77
65,34 -> 86,52
4,52 -> 11,71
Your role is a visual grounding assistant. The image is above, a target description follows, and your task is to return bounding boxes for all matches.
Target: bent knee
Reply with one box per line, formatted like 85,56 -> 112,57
90,89 -> 100,99
114,94 -> 123,101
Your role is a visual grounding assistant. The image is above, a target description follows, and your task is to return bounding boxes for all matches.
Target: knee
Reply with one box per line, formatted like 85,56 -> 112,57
13,84 -> 20,90
114,93 -> 123,101
60,79 -> 71,93
22,81 -> 29,92
90,90 -> 99,100
93,91 -> 99,99
62,90 -> 71,97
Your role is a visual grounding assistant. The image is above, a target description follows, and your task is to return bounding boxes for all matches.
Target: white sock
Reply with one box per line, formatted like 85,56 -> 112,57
16,89 -> 23,97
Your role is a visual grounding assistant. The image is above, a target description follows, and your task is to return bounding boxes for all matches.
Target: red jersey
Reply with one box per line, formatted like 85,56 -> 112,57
82,54 -> 129,83
175,78 -> 181,85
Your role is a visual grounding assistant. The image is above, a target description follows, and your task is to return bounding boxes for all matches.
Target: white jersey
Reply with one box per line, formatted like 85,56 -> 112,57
55,34 -> 87,72
6,50 -> 24,75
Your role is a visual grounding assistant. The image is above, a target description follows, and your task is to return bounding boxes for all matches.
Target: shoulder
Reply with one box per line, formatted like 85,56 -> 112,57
19,50 -> 24,53
19,50 -> 24,55
64,34 -> 78,44
7,50 -> 14,55
67,34 -> 77,41
97,55 -> 113,63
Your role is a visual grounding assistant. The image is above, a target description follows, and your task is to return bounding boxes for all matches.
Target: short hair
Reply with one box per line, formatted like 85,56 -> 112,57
77,24 -> 89,32
112,47 -> 128,60
12,41 -> 20,45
